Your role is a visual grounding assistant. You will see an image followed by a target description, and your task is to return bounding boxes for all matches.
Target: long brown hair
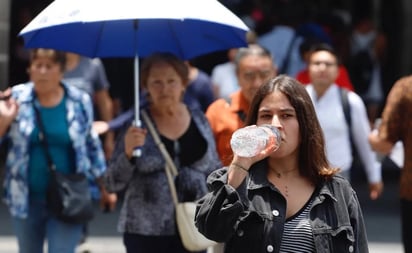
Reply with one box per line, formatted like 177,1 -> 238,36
246,75 -> 338,184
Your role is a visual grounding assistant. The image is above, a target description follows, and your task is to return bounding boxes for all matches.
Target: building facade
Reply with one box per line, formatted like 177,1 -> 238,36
1,0 -> 412,92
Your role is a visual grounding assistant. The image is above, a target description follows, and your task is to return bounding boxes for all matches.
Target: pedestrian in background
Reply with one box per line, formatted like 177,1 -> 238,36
183,60 -> 215,112
0,48 -> 115,253
305,43 -> 383,200
206,44 -> 277,166
210,48 -> 239,99
64,52 -> 118,250
64,52 -> 115,160
295,37 -> 354,91
103,52 -> 221,253
369,75 -> 412,253
347,15 -> 387,126
196,75 -> 369,253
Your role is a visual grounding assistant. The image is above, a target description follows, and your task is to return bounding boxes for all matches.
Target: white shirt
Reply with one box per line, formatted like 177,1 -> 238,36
211,61 -> 238,99
306,84 -> 381,183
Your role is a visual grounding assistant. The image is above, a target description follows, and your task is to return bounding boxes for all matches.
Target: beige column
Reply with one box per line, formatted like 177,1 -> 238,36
402,0 -> 412,75
0,0 -> 11,89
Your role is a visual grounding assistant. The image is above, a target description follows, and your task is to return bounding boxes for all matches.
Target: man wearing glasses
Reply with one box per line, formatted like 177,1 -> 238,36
206,44 -> 277,166
305,43 -> 383,200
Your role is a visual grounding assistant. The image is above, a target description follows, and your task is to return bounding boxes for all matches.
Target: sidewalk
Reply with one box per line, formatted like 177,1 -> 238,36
0,236 -> 123,253
0,236 -> 403,253
0,170 -> 404,253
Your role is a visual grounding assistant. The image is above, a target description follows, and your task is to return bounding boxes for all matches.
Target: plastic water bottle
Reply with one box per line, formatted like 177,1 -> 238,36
230,124 -> 281,157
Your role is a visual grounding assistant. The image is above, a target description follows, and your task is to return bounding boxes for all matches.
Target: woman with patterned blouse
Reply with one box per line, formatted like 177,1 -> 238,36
0,48 -> 115,253
104,52 -> 221,253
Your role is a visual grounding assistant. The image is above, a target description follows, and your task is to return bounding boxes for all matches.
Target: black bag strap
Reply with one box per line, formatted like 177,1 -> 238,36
339,88 -> 351,128
339,88 -> 355,148
33,103 -> 56,172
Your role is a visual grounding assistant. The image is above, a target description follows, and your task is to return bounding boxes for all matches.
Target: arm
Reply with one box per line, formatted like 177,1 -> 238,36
91,58 -> 115,159
104,123 -> 147,193
94,89 -> 115,159
195,168 -> 247,242
368,131 -> 394,155
368,77 -> 406,154
196,152 -> 270,241
81,93 -> 117,211
348,189 -> 369,253
0,89 -> 19,138
349,93 -> 383,199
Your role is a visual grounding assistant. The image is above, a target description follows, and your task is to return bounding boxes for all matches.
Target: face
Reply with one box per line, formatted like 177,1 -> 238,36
237,55 -> 275,103
28,55 -> 64,90
308,50 -> 339,89
256,91 -> 300,158
146,62 -> 186,107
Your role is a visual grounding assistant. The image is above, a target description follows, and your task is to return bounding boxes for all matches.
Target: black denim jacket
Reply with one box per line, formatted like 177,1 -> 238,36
195,162 -> 369,253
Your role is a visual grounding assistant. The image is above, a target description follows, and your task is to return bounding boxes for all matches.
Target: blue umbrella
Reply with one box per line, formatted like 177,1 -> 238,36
19,0 -> 249,155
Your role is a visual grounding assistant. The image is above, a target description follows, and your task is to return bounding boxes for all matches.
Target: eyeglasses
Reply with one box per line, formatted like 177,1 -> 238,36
309,61 -> 337,68
242,70 -> 273,82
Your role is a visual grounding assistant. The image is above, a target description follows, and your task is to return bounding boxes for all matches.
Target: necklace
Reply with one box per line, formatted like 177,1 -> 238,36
273,168 -> 298,198
273,168 -> 297,178
284,185 -> 289,198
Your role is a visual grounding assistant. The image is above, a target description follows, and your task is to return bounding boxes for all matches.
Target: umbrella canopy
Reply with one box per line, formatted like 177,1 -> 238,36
19,0 -> 249,155
19,0 -> 249,59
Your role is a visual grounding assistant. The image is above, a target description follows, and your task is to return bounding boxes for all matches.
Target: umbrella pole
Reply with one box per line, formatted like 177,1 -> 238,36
133,55 -> 142,157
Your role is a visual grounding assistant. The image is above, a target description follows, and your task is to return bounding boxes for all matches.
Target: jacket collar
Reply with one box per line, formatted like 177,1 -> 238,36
16,81 -> 84,104
209,160 -> 338,203
248,160 -> 338,203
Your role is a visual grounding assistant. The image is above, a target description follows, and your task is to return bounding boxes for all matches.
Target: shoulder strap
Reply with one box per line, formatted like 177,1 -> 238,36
339,88 -> 351,128
141,109 -> 179,206
339,88 -> 355,148
33,104 -> 56,172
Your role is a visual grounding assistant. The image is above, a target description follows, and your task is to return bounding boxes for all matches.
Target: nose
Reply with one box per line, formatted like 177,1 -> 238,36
253,75 -> 267,87
271,115 -> 282,128
39,66 -> 48,74
318,63 -> 328,71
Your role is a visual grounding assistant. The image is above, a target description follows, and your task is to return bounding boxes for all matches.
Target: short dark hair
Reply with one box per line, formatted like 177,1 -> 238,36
29,48 -> 67,71
245,75 -> 338,183
308,43 -> 340,65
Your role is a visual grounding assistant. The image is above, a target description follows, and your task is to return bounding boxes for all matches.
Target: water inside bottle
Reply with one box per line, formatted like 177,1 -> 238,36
230,124 -> 280,157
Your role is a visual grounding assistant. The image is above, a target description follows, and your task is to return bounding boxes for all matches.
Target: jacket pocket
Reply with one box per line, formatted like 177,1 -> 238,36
226,212 -> 266,253
313,225 -> 355,253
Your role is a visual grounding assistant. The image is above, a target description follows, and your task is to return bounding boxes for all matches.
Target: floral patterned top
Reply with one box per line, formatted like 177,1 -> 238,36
104,107 -> 222,235
1,82 -> 106,218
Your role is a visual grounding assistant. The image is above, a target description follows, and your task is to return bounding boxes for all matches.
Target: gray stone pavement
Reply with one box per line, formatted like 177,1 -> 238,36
0,170 -> 404,253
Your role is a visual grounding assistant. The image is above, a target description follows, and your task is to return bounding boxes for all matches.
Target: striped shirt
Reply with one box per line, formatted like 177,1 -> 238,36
279,199 -> 315,253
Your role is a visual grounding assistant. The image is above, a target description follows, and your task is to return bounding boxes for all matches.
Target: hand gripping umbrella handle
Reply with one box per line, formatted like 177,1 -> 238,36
133,119 -> 142,157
